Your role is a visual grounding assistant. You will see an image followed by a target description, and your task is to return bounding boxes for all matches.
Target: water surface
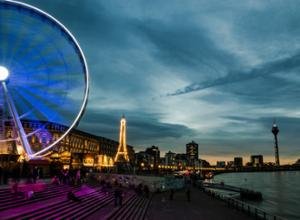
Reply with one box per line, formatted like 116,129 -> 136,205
214,171 -> 300,220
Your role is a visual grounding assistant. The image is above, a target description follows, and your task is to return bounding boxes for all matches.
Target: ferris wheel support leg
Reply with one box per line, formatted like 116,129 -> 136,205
1,82 -> 33,158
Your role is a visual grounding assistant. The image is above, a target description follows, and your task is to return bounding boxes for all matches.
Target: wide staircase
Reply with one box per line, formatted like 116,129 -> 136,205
0,183 -> 152,220
105,194 -> 152,220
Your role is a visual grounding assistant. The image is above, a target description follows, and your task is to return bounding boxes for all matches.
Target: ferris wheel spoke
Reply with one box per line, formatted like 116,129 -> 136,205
4,34 -> 18,66
11,89 -> 34,116
5,20 -> 32,67
16,83 -> 69,104
14,87 -> 64,123
13,32 -> 75,70
0,32 -> 9,65
15,43 -> 55,67
8,16 -> 55,63
11,88 -> 44,122
18,76 -> 67,89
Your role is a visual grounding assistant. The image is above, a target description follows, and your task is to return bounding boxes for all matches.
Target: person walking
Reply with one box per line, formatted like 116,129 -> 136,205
0,166 -> 2,185
32,166 -> 39,183
143,185 -> 150,198
169,188 -> 174,200
119,188 -> 123,206
75,169 -> 81,186
186,187 -> 191,202
114,187 -> 123,206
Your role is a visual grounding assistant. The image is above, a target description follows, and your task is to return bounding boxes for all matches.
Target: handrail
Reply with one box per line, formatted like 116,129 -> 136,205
201,187 -> 286,220
202,182 -> 258,192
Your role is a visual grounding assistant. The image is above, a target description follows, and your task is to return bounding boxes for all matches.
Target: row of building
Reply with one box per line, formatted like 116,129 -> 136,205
0,119 -> 135,169
1,116 -> 297,172
135,141 -> 211,171
135,144 -> 286,171
216,155 -> 264,168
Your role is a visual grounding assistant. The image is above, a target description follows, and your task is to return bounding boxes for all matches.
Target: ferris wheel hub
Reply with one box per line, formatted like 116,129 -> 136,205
0,66 -> 9,81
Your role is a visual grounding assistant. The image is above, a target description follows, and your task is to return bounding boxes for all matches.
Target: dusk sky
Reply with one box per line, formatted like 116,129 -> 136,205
20,0 -> 300,164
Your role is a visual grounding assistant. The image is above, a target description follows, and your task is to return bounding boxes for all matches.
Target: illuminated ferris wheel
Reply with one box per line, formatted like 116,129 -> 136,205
0,1 -> 89,158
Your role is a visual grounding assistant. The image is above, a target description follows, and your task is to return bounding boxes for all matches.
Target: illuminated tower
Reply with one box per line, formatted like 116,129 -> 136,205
114,115 -> 129,163
271,121 -> 280,166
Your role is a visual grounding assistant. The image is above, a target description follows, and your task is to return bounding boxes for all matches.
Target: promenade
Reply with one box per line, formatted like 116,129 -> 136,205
147,188 -> 252,220
0,182 -> 253,219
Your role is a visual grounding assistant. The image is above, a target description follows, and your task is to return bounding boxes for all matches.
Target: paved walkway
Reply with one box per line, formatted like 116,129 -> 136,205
0,182 -> 254,219
146,188 -> 253,220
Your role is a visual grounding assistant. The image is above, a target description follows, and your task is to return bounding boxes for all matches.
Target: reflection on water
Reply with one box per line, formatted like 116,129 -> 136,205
214,171 -> 300,220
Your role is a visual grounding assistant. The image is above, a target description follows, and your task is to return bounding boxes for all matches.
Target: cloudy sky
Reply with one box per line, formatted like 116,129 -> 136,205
20,0 -> 300,164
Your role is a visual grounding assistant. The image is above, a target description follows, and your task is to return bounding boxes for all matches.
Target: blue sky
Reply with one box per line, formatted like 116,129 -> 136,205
20,0 -> 300,164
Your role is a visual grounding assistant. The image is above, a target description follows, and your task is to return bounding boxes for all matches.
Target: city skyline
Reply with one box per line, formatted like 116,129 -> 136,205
20,0 -> 300,164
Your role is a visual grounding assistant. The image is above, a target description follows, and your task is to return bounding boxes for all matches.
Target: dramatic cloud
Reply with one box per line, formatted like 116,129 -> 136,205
19,0 -> 300,164
167,53 -> 300,96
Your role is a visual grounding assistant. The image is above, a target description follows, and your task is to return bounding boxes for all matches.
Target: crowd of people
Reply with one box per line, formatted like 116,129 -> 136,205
167,176 -> 192,202
0,163 -> 44,185
96,177 -> 152,207
51,168 -> 85,186
0,162 -> 197,205
135,183 -> 150,198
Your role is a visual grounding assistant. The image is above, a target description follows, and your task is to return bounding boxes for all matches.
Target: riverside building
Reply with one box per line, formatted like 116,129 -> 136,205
186,141 -> 199,166
251,155 -> 264,167
0,119 -> 135,169
234,157 -> 243,168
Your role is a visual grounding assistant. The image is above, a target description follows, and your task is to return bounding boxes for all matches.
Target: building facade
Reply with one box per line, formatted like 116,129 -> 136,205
251,155 -> 264,167
234,157 -> 243,168
186,141 -> 199,166
175,153 -> 187,169
135,151 -> 154,171
165,151 -> 176,166
216,161 -> 226,168
145,146 -> 160,169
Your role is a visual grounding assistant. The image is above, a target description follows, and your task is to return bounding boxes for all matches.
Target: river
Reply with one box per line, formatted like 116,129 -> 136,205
213,171 -> 300,220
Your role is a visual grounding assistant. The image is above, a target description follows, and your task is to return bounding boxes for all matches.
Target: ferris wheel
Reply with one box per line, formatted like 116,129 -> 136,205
0,0 -> 89,158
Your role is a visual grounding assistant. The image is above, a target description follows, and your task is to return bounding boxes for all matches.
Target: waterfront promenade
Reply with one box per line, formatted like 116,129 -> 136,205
146,188 -> 252,220
0,181 -> 253,220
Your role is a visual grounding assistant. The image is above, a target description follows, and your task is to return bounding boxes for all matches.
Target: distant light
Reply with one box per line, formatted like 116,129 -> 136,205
0,66 -> 9,81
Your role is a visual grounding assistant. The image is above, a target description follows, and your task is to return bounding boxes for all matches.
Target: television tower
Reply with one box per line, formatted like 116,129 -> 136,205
271,120 -> 280,166
114,115 -> 129,163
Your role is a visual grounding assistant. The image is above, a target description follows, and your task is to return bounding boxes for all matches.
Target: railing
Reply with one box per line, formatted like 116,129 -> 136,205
201,187 -> 285,220
202,182 -> 244,191
202,182 -> 262,200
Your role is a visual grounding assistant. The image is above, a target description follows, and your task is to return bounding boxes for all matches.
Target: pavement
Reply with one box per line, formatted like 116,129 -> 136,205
146,187 -> 253,220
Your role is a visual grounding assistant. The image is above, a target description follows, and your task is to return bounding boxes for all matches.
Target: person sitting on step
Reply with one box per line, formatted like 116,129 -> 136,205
67,191 -> 81,202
